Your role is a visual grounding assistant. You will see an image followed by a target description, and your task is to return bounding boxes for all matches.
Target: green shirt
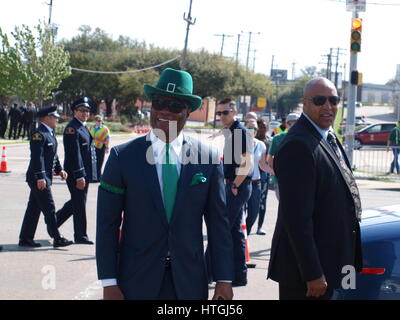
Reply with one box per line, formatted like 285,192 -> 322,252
389,127 -> 400,145
268,132 -> 288,185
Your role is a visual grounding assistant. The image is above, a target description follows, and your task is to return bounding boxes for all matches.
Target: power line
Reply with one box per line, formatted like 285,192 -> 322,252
70,56 -> 180,74
325,0 -> 400,6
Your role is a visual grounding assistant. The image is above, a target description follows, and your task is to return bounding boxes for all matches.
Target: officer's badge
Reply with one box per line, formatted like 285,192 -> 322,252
65,127 -> 75,135
32,132 -> 43,141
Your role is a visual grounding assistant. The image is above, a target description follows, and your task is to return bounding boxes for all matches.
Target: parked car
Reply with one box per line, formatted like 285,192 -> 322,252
334,204 -> 400,300
353,122 -> 397,149
343,102 -> 363,108
342,116 -> 371,127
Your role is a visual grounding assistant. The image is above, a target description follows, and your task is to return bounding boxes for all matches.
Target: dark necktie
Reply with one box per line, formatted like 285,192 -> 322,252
327,132 -> 362,221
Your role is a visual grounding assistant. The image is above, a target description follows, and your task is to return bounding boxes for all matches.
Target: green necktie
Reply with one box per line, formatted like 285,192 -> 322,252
162,144 -> 179,223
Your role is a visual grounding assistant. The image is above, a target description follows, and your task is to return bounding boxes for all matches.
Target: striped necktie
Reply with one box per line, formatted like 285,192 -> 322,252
327,132 -> 362,221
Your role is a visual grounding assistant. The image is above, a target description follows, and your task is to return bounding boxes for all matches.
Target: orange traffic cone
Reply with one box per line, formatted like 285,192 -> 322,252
241,212 -> 256,268
0,146 -> 11,173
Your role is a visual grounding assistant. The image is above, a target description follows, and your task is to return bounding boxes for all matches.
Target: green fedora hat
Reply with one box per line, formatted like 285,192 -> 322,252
144,68 -> 203,112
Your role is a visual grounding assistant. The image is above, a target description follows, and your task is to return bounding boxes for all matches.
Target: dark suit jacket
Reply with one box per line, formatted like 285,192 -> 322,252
63,117 -> 97,181
26,123 -> 62,186
267,114 -> 363,289
96,134 -> 234,300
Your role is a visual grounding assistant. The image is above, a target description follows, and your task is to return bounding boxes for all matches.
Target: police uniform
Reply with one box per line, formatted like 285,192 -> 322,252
19,106 -> 73,248
56,97 -> 97,244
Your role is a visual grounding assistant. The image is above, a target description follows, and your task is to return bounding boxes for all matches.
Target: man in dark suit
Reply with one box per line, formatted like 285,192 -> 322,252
56,97 -> 97,245
8,104 -> 22,140
18,106 -> 73,248
0,103 -> 8,139
96,68 -> 234,300
267,77 -> 363,300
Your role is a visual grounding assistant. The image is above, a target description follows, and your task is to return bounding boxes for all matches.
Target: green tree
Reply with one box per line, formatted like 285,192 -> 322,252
0,21 -> 71,105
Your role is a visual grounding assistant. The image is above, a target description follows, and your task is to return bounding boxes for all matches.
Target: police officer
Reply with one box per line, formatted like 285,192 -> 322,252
56,97 -> 97,245
0,103 -> 8,139
19,106 -> 73,248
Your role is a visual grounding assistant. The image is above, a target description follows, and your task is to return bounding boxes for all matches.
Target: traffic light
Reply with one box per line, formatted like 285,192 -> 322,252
350,18 -> 362,53
351,71 -> 363,86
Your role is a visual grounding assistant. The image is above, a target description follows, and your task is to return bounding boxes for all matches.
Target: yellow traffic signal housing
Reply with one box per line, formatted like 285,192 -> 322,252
350,71 -> 363,86
350,18 -> 362,53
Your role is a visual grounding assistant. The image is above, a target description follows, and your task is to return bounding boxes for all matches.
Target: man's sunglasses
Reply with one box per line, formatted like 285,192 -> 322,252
216,110 -> 233,116
151,97 -> 189,114
306,96 -> 340,106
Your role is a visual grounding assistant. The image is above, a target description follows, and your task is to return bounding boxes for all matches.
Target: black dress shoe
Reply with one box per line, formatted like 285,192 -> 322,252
54,237 -> 74,248
232,278 -> 248,287
74,237 -> 94,245
19,239 -> 42,248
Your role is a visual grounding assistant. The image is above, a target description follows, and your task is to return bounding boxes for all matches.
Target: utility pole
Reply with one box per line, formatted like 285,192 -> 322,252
180,0 -> 196,70
269,55 -> 275,120
345,10 -> 359,165
242,31 -> 260,70
48,0 -> 53,24
291,61 -> 297,80
235,33 -> 243,65
214,33 -> 233,57
252,50 -> 257,72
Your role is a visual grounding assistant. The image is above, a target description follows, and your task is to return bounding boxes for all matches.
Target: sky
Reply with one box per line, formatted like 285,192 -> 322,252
1,0 -> 400,84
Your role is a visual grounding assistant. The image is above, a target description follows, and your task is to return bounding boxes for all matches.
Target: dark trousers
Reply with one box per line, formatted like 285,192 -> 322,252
95,146 -> 106,181
279,284 -> 333,300
8,121 -> 19,139
225,181 -> 252,281
245,181 -> 262,235
56,178 -> 89,240
390,147 -> 400,174
19,183 -> 61,240
257,177 -> 269,230
157,266 -> 178,300
0,122 -> 7,138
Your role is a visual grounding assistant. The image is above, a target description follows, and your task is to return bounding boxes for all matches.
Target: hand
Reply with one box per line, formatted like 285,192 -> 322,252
103,285 -> 124,300
212,282 -> 233,300
231,186 -> 238,196
306,276 -> 328,298
36,180 -> 46,191
59,170 -> 68,181
76,178 -> 86,190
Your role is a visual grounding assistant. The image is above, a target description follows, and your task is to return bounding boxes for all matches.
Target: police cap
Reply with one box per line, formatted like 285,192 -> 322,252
37,106 -> 60,118
71,97 -> 92,111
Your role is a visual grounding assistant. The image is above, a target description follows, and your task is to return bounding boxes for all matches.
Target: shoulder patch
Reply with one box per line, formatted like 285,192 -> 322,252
65,127 -> 76,135
32,132 -> 43,141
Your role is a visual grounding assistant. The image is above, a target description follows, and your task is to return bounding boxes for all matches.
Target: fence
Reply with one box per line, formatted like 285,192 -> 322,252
352,146 -> 400,181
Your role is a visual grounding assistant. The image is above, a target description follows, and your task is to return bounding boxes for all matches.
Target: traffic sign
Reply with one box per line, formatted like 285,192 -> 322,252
346,0 -> 366,12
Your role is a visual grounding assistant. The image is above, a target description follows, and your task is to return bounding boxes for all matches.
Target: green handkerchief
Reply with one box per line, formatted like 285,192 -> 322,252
191,173 -> 207,186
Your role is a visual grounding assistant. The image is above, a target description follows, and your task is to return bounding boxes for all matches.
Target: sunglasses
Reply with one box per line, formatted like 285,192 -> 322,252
216,110 -> 233,116
151,97 -> 189,114
306,96 -> 340,106
247,127 -> 257,131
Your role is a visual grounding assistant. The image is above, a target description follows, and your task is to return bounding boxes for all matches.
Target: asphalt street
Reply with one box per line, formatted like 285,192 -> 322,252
0,130 -> 399,300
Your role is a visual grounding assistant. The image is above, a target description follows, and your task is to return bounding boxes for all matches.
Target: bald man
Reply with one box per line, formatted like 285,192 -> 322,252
267,77 -> 363,300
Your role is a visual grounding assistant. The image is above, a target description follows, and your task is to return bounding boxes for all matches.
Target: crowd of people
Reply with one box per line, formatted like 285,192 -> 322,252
1,68 -> 364,301
0,102 -> 37,140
